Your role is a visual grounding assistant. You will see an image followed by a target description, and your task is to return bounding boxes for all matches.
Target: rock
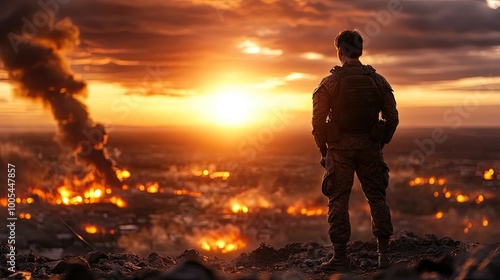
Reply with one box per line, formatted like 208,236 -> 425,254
85,250 -> 109,266
156,260 -> 217,280
60,263 -> 95,280
51,256 -> 90,274
176,248 -> 201,263
303,259 -> 317,267
147,252 -> 176,267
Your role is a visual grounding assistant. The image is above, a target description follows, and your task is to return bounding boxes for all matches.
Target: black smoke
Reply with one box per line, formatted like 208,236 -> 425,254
0,1 -> 120,188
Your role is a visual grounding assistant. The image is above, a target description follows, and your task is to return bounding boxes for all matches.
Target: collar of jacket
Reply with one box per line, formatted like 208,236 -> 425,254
342,60 -> 362,66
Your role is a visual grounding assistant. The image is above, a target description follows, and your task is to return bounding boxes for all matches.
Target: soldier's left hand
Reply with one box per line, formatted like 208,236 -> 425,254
320,156 -> 326,168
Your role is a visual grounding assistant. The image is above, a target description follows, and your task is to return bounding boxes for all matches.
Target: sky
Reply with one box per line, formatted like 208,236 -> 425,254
0,0 -> 499,131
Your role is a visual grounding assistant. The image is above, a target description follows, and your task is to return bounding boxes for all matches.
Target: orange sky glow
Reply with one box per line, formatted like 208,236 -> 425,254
1,0 -> 499,131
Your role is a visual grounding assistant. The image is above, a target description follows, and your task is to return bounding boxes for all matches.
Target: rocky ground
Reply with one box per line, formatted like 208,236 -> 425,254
1,231 -> 499,280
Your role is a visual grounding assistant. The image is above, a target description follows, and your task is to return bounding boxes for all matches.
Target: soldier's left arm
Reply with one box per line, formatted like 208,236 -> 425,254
375,74 -> 399,144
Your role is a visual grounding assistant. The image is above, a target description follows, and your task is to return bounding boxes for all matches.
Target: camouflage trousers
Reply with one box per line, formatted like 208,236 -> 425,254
322,148 -> 393,243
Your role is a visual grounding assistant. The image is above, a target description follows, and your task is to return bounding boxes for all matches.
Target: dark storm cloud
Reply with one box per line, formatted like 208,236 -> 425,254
2,0 -> 499,93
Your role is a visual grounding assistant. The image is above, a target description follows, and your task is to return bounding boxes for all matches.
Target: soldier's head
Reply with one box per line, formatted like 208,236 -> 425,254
334,30 -> 363,62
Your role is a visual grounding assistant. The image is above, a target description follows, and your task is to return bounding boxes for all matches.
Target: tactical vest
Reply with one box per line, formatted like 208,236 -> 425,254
330,65 -> 382,133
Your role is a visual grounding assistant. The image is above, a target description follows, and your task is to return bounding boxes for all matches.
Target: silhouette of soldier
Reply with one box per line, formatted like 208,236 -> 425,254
311,29 -> 399,272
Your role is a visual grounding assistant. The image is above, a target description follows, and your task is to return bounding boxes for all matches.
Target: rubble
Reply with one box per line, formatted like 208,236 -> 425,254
0,231 -> 498,280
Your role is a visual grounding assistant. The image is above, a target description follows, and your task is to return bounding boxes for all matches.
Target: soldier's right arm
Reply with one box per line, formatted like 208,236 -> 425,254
312,76 -> 335,156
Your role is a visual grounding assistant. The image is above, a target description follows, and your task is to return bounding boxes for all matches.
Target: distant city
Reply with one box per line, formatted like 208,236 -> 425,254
1,127 -> 499,259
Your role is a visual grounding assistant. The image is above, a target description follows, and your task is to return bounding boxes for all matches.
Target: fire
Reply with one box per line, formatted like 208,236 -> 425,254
445,191 -> 451,199
476,194 -> 484,204
456,194 -> 469,203
231,203 -> 249,214
409,176 -> 443,186
27,176 -> 131,208
287,205 -> 324,216
209,171 -> 230,180
19,213 -> 32,220
435,211 -> 443,219
116,169 -> 131,181
482,219 -> 489,227
193,169 -> 231,180
85,225 -> 98,234
484,168 -> 494,180
433,191 -> 439,198
146,182 -> 159,193
174,189 -> 202,197
198,235 -> 245,253
188,225 -> 245,254
110,196 -> 127,208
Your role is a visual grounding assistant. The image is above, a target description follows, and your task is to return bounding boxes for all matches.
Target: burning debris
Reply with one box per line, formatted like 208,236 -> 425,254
187,225 -> 247,254
0,1 -> 121,189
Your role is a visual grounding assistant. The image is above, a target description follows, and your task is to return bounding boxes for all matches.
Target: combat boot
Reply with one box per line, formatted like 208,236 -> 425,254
320,243 -> 349,272
377,237 -> 390,269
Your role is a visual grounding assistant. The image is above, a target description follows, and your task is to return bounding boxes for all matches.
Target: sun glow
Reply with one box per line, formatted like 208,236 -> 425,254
208,88 -> 256,126
487,0 -> 500,9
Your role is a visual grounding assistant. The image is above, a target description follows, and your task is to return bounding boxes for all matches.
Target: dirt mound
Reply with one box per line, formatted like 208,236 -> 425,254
1,231 -> 498,280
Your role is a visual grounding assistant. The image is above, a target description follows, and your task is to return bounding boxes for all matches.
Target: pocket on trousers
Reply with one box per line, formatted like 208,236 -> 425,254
321,172 -> 334,197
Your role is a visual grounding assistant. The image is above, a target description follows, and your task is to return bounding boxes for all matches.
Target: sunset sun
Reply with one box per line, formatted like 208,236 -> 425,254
209,88 -> 255,126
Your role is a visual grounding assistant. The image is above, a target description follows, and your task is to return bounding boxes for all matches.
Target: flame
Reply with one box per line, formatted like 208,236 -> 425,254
85,225 -> 98,234
456,194 -> 469,203
482,219 -> 489,227
414,177 -> 424,185
445,191 -> 451,199
174,189 -> 202,197
484,168 -> 494,180
110,196 -> 127,208
209,171 -> 231,180
435,211 -> 443,219
231,203 -> 249,214
188,225 -> 246,254
428,177 -> 436,185
438,178 -> 446,185
198,235 -> 245,253
147,182 -> 159,193
433,191 -> 439,198
193,169 -> 230,180
116,169 -> 131,181
20,213 -> 33,219
286,205 -> 324,216
476,194 -> 484,204
25,175 -> 130,208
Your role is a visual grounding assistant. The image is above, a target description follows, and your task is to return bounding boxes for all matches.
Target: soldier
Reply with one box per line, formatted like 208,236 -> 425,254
311,29 -> 399,272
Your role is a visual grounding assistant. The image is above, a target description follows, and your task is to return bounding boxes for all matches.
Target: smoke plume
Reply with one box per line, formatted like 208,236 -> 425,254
0,2 -> 120,188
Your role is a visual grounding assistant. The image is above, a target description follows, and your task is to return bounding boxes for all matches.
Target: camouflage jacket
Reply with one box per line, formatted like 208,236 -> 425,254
311,61 -> 399,155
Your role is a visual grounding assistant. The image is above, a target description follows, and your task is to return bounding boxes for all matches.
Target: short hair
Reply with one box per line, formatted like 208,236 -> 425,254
334,30 -> 363,58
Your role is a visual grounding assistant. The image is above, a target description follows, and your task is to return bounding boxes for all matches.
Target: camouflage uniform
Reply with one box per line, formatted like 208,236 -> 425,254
312,61 -> 398,244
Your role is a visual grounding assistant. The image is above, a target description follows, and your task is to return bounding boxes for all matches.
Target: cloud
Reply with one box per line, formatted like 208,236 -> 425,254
1,0 -> 498,97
